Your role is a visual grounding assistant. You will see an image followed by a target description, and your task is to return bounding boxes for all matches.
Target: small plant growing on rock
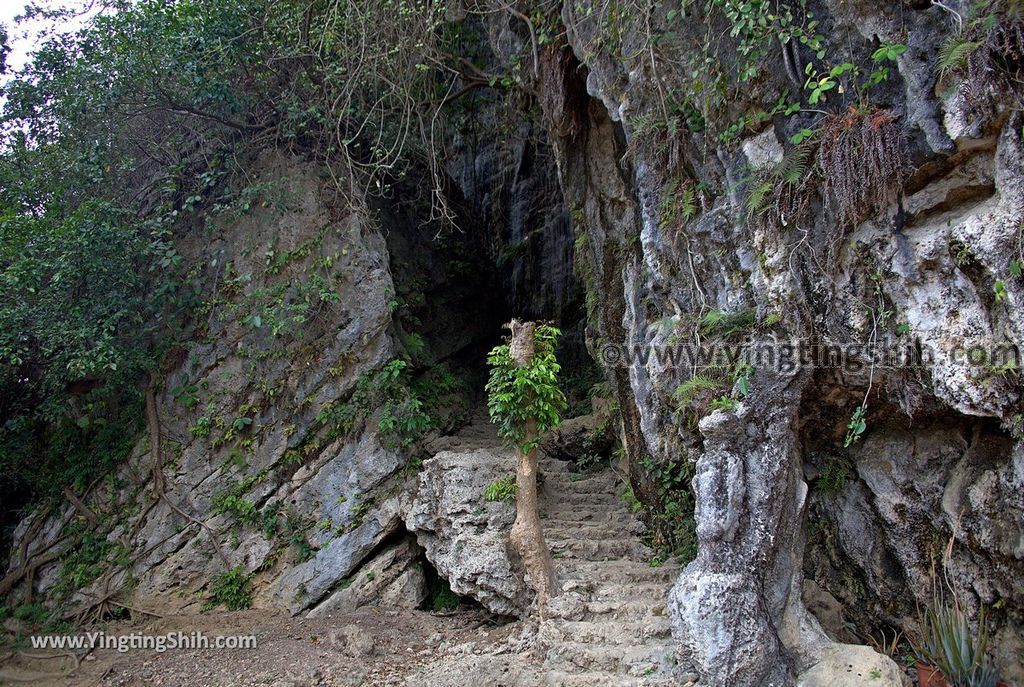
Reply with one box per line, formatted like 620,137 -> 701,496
745,140 -> 816,230
639,455 -> 698,565
484,474 -> 518,502
709,396 -> 739,412
936,0 -> 1024,110
844,404 -> 868,448
204,565 -> 253,611
816,456 -> 851,494
673,374 -> 727,425
698,308 -> 756,337
909,539 -> 1008,687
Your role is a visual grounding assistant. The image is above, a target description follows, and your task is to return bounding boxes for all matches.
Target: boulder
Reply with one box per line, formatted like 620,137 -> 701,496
797,645 -> 908,687
308,535 -> 427,617
406,449 -> 528,615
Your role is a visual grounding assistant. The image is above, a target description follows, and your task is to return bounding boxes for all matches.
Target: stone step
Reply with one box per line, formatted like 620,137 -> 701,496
542,619 -> 672,645
539,467 -> 574,478
539,459 -> 575,471
549,537 -> 653,561
435,411 -> 684,687
539,522 -> 638,540
541,477 -> 618,494
587,582 -> 670,603
541,518 -> 640,533
583,598 -> 670,621
540,508 -> 638,524
540,492 -> 623,507
539,671 -> 679,687
544,466 -> 614,479
544,641 -> 676,675
555,561 -> 680,585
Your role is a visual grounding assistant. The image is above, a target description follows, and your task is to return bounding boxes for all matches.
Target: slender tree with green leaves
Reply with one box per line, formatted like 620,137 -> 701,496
486,320 -> 566,614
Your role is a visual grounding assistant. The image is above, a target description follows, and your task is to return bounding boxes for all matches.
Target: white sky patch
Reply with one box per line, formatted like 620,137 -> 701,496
1,0 -> 99,77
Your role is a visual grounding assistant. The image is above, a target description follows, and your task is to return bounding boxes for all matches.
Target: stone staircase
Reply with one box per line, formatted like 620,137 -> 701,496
535,458 -> 684,686
421,409 -> 687,686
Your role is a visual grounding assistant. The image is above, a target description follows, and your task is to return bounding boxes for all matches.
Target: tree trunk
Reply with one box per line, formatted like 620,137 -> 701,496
507,320 -> 558,616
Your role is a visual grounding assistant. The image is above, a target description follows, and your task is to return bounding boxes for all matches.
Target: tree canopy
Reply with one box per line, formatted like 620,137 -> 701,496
0,0 -> 466,496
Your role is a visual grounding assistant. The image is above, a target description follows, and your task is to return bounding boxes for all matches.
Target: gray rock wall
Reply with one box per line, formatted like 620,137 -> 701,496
8,154 -> 424,616
480,0 -> 1023,682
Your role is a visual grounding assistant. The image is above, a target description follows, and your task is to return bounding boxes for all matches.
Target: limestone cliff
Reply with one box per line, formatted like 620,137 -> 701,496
4,2 -> 1023,685
478,0 -> 1023,683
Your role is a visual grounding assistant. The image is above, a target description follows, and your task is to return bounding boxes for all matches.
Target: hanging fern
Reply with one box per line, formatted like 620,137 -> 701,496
777,142 -> 815,186
672,375 -> 722,409
743,139 -> 816,226
744,173 -> 775,218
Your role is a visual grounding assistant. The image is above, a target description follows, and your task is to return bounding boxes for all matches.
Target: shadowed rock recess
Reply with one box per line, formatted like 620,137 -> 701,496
2,0 -> 1023,686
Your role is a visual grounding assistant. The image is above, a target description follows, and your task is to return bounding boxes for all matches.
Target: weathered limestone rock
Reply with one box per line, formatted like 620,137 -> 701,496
473,0 -> 1024,683
406,448 -> 528,616
797,645 -> 908,687
6,153 -> 413,617
668,367 -> 832,686
308,535 -> 427,617
497,0 -> 1024,683
540,397 -> 615,463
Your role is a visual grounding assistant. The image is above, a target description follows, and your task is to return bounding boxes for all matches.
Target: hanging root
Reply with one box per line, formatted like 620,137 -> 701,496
145,373 -> 229,566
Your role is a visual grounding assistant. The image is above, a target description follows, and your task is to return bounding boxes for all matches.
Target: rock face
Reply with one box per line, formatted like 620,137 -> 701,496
406,446 -> 528,616
3,153 -> 484,618
447,98 -> 576,324
307,535 -> 427,617
540,396 -> 616,463
478,0 -> 1024,683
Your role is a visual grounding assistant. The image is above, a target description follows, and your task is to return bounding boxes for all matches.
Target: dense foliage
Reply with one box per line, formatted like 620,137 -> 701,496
486,324 -> 567,452
0,0 -> 464,501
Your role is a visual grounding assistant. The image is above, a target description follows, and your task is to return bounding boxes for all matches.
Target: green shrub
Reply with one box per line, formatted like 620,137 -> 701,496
189,416 -> 212,439
484,475 -> 518,502
620,486 -> 643,514
316,359 -> 434,449
486,324 -> 567,453
211,482 -> 260,527
575,451 -> 608,474
54,528 -> 129,597
204,566 -> 253,611
640,455 -> 699,565
911,599 -> 998,687
13,603 -> 49,625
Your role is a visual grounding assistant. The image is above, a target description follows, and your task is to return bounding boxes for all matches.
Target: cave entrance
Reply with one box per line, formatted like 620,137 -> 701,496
416,553 -> 480,614
376,132 -> 592,423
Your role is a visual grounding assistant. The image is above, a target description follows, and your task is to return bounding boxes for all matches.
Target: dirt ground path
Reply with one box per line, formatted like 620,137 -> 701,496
1,606 -> 512,686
